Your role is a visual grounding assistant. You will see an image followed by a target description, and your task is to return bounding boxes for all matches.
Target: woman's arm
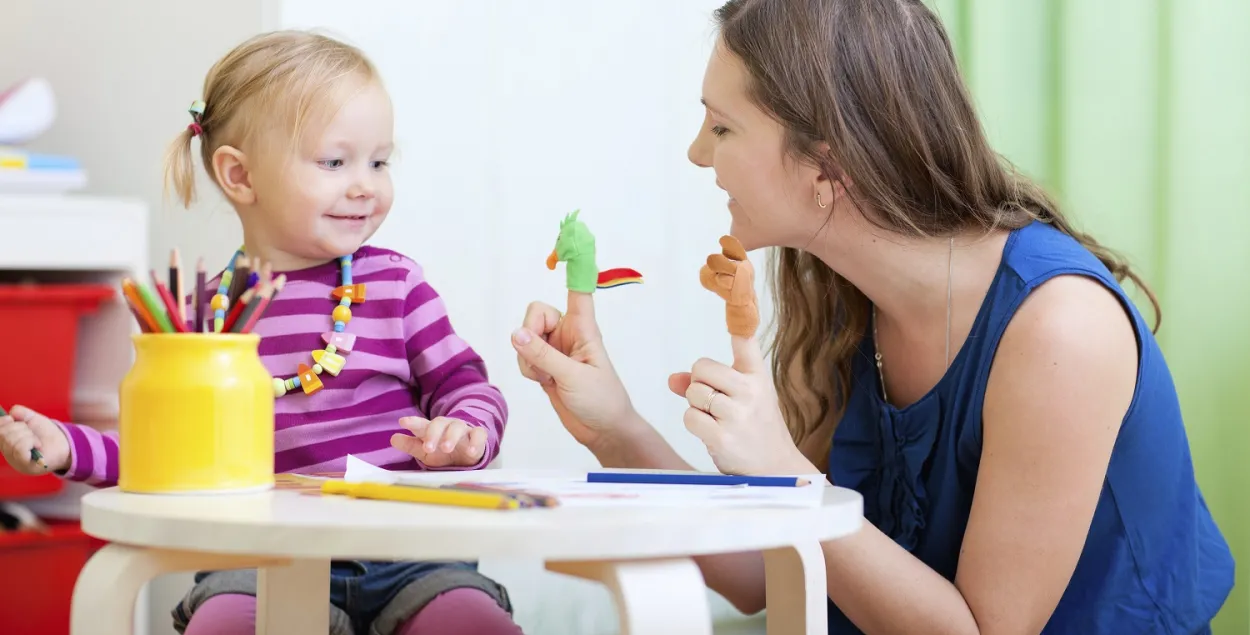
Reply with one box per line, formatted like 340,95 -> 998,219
818,275 -> 1137,634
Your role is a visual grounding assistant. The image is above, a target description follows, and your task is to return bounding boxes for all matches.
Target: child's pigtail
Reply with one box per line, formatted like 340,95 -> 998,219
163,100 -> 205,209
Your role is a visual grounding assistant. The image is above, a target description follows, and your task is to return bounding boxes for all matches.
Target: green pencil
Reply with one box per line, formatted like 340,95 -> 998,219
134,280 -> 175,333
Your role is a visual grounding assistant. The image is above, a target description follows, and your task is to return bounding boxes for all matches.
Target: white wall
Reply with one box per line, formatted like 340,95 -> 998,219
3,0 -> 772,632
1,3 -> 269,634
0,0 -> 271,276
276,1 -> 764,632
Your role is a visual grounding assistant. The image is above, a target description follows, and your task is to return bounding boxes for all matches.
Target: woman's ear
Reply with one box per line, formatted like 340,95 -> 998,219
211,145 -> 256,206
810,141 -> 853,204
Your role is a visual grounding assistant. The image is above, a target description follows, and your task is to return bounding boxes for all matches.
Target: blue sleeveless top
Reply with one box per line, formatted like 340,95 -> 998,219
827,221 -> 1234,634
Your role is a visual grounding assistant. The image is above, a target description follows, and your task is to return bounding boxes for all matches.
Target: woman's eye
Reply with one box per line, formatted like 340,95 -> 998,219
711,125 -> 729,137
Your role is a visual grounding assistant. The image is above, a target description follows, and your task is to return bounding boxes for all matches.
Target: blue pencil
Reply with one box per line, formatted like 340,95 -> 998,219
586,471 -> 810,487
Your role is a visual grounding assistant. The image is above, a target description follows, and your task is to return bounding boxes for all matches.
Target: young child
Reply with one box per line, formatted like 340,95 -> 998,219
0,31 -> 521,635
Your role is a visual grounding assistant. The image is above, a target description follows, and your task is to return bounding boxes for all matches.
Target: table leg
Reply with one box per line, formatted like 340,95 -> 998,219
547,558 -> 712,635
763,542 -> 827,635
71,543 -> 286,635
256,558 -> 331,635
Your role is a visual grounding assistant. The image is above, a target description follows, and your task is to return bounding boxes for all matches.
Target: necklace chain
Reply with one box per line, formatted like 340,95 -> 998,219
873,236 -> 954,404
215,248 -> 365,398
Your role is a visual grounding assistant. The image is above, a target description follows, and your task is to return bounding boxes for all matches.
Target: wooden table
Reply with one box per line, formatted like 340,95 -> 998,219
70,473 -> 862,635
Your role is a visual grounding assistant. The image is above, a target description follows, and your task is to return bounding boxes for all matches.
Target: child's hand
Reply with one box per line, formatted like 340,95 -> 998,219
0,405 -> 70,475
391,416 -> 488,468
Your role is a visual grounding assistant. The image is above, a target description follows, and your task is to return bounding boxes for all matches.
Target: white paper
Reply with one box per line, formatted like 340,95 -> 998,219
341,455 -> 826,508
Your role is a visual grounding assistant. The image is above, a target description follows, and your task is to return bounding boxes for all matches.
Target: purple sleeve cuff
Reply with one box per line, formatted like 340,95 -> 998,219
53,420 -> 119,487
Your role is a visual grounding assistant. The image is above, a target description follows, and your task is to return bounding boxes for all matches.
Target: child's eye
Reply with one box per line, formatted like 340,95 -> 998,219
711,125 -> 729,137
318,159 -> 344,169
371,160 -> 389,170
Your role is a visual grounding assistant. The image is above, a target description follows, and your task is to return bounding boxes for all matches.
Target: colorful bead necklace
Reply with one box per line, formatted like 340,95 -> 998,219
211,248 -> 366,398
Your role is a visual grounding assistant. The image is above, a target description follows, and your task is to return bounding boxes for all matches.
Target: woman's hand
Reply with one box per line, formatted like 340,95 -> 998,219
668,335 -> 815,476
512,290 -> 637,451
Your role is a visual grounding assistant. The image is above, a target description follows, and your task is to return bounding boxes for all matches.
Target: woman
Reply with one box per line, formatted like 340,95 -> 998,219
512,0 -> 1234,633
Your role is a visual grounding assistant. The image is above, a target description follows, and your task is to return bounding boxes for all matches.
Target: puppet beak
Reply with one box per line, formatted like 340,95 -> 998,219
546,249 -> 558,270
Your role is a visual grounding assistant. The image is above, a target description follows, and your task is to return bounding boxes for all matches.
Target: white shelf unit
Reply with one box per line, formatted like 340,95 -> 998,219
0,194 -> 148,429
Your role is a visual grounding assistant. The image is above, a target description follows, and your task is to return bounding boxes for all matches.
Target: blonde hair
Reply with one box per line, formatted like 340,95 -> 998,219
163,30 -> 379,208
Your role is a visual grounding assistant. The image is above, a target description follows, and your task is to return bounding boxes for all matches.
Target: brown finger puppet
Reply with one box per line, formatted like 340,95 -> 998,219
699,235 -> 759,338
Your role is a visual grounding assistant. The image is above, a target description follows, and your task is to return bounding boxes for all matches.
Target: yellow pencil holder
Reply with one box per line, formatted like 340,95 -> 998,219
118,333 -> 274,494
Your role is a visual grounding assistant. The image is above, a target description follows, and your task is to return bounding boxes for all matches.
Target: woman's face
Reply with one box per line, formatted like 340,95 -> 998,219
687,42 -> 829,252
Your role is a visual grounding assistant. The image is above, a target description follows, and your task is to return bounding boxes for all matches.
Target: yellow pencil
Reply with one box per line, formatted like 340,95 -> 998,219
320,480 -> 521,510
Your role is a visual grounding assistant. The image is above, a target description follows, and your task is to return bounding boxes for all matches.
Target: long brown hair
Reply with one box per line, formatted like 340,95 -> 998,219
714,0 -> 1160,468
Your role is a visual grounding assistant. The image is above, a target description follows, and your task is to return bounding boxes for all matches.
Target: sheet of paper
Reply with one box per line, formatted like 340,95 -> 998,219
340,455 -> 826,508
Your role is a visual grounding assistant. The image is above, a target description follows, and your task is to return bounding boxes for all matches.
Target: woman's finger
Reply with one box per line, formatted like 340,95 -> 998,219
690,357 -> 747,396
668,371 -> 692,397
512,327 -> 584,381
683,406 -> 720,446
684,381 -> 727,418
523,301 -> 563,338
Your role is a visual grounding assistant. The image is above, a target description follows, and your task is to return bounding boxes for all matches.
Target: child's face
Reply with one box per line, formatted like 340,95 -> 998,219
250,79 -> 395,267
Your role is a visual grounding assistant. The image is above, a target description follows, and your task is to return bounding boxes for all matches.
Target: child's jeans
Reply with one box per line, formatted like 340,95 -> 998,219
171,559 -> 513,635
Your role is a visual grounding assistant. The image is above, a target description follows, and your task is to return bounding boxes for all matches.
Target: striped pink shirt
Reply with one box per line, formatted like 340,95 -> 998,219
56,246 -> 508,487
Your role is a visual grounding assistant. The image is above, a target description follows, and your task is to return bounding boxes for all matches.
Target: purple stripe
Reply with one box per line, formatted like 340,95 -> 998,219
275,388 -> 418,429
260,297 -> 405,320
66,424 -> 94,482
269,273 -> 408,301
103,434 -> 119,485
251,314 -> 405,340
261,350 -> 410,383
419,349 -> 487,390
417,363 -> 488,412
274,374 -> 408,415
273,407 -> 414,453
274,429 -> 397,471
260,333 -> 405,358
404,282 -> 439,315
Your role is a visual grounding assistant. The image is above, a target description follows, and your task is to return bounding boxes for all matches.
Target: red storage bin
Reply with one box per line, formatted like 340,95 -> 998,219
0,283 -> 114,498
0,520 -> 106,635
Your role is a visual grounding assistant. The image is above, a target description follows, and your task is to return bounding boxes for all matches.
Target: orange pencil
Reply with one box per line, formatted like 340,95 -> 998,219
121,279 -> 160,333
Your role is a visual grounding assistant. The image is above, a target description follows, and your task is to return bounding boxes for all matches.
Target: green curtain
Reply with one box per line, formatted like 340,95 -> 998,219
928,0 -> 1250,631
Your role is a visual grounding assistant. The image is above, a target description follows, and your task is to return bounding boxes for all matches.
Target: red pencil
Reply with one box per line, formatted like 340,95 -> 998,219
235,275 -> 285,334
150,270 -> 189,333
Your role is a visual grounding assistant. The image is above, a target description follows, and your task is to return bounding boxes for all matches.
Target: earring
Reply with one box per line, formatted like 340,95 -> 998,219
816,191 -> 827,209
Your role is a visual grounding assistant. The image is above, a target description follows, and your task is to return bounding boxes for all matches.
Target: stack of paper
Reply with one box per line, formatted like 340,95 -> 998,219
332,455 -> 825,509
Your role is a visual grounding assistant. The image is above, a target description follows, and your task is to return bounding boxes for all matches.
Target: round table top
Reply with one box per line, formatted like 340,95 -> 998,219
81,470 -> 863,562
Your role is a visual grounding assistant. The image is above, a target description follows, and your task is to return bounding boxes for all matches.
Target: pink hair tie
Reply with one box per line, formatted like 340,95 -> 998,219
188,123 -> 203,137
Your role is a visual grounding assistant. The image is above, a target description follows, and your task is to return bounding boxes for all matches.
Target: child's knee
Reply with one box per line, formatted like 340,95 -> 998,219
398,588 -> 522,635
182,593 -> 257,635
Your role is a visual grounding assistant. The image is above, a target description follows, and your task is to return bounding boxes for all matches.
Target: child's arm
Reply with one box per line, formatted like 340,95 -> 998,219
54,421 -> 119,486
402,263 -> 508,470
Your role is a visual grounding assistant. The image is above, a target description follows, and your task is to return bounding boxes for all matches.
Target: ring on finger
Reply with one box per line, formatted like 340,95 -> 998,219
702,388 -> 720,414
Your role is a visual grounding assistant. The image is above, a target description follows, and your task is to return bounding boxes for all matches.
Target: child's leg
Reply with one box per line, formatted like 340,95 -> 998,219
183,594 -> 256,635
396,588 -> 523,635
362,561 -> 518,635
171,569 -> 354,635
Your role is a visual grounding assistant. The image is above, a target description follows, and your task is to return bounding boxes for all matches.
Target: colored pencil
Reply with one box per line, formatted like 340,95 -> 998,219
226,254 -> 249,309
151,270 -> 189,333
122,278 -> 166,333
194,257 -> 206,333
585,471 -> 811,488
169,248 -> 185,329
321,480 -> 522,510
232,274 -> 284,334
443,482 -> 560,508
